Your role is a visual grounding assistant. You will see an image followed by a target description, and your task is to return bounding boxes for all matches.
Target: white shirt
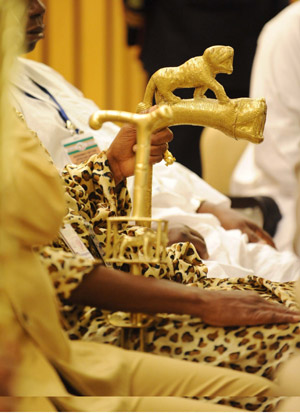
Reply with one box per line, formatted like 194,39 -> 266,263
231,2 -> 300,253
11,56 -> 300,281
11,57 -> 120,168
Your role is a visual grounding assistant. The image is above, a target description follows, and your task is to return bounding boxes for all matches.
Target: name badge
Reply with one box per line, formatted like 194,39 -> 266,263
62,133 -> 100,164
59,224 -> 94,260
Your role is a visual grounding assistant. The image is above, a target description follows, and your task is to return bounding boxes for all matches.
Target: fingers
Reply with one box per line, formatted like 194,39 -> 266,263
187,228 -> 209,259
151,128 -> 173,145
147,143 -> 168,164
247,222 -> 276,248
132,128 -> 173,166
167,224 -> 209,259
209,306 -> 300,327
189,234 -> 209,259
254,227 -> 276,248
245,228 -> 262,244
202,290 -> 300,327
150,143 -> 168,156
247,308 -> 300,325
243,296 -> 300,325
132,142 -> 168,155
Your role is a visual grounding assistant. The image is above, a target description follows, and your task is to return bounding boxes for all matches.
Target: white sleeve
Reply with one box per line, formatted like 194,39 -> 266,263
231,5 -> 300,201
127,161 -> 230,214
251,13 -> 300,187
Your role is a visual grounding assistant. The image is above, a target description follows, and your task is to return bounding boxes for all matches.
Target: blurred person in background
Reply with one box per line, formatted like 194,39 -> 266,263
231,1 -> 300,256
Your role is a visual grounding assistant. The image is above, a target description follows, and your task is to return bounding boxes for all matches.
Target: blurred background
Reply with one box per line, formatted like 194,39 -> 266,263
25,0 -> 298,193
26,0 -> 147,113
26,0 -> 298,115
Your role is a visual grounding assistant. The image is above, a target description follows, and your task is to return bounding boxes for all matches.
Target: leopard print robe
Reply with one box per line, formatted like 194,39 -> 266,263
38,152 -> 300,411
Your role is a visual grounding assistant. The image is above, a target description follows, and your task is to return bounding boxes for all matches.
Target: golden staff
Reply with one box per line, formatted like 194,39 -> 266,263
90,106 -> 172,349
90,96 -> 266,219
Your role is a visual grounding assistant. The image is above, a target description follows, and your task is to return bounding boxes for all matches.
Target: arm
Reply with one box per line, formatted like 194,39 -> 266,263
197,200 -> 276,247
69,264 -> 300,327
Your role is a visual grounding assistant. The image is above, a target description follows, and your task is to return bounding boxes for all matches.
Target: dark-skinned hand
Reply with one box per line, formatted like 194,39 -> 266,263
198,289 -> 300,326
198,201 -> 276,248
167,223 -> 209,259
106,107 -> 173,185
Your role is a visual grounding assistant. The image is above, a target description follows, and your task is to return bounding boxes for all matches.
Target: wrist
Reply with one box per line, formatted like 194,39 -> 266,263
181,286 -> 207,317
106,148 -> 124,186
197,200 -> 226,216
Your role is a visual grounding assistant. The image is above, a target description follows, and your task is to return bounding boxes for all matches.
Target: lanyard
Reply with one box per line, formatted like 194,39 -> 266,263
24,79 -> 80,134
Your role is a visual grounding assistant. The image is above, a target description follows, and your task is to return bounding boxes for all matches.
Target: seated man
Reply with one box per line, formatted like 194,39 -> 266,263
12,0 -> 300,284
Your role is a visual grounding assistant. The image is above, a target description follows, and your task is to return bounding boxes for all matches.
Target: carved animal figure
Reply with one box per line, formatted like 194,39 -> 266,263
137,45 -> 234,112
119,228 -> 167,261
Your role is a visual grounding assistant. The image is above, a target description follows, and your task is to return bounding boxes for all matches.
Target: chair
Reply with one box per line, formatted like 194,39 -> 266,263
200,126 -> 248,194
200,127 -> 282,237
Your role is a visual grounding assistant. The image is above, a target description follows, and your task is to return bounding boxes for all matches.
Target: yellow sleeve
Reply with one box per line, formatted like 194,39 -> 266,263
38,245 -> 98,300
61,152 -> 132,232
5,113 -> 66,247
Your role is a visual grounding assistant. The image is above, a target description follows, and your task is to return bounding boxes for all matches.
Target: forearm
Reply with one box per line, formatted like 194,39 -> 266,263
197,200 -> 275,247
196,200 -> 220,215
69,265 -> 203,316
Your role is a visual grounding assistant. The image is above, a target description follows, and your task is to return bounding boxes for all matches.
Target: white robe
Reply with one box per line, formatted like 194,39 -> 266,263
11,56 -> 300,281
231,2 -> 300,254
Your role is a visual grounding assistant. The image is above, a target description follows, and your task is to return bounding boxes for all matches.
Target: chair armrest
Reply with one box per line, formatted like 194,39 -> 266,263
229,196 -> 282,237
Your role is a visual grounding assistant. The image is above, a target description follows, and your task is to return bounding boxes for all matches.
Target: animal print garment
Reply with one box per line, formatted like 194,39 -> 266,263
38,152 -> 299,411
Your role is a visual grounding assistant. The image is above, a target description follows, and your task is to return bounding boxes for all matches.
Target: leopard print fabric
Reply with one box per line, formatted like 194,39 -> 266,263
37,152 -> 300,412
39,151 -> 208,332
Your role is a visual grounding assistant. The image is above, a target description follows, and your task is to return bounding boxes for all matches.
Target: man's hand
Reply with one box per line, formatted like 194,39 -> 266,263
167,223 -> 209,259
197,289 -> 300,327
197,201 -> 276,248
107,115 -> 173,185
